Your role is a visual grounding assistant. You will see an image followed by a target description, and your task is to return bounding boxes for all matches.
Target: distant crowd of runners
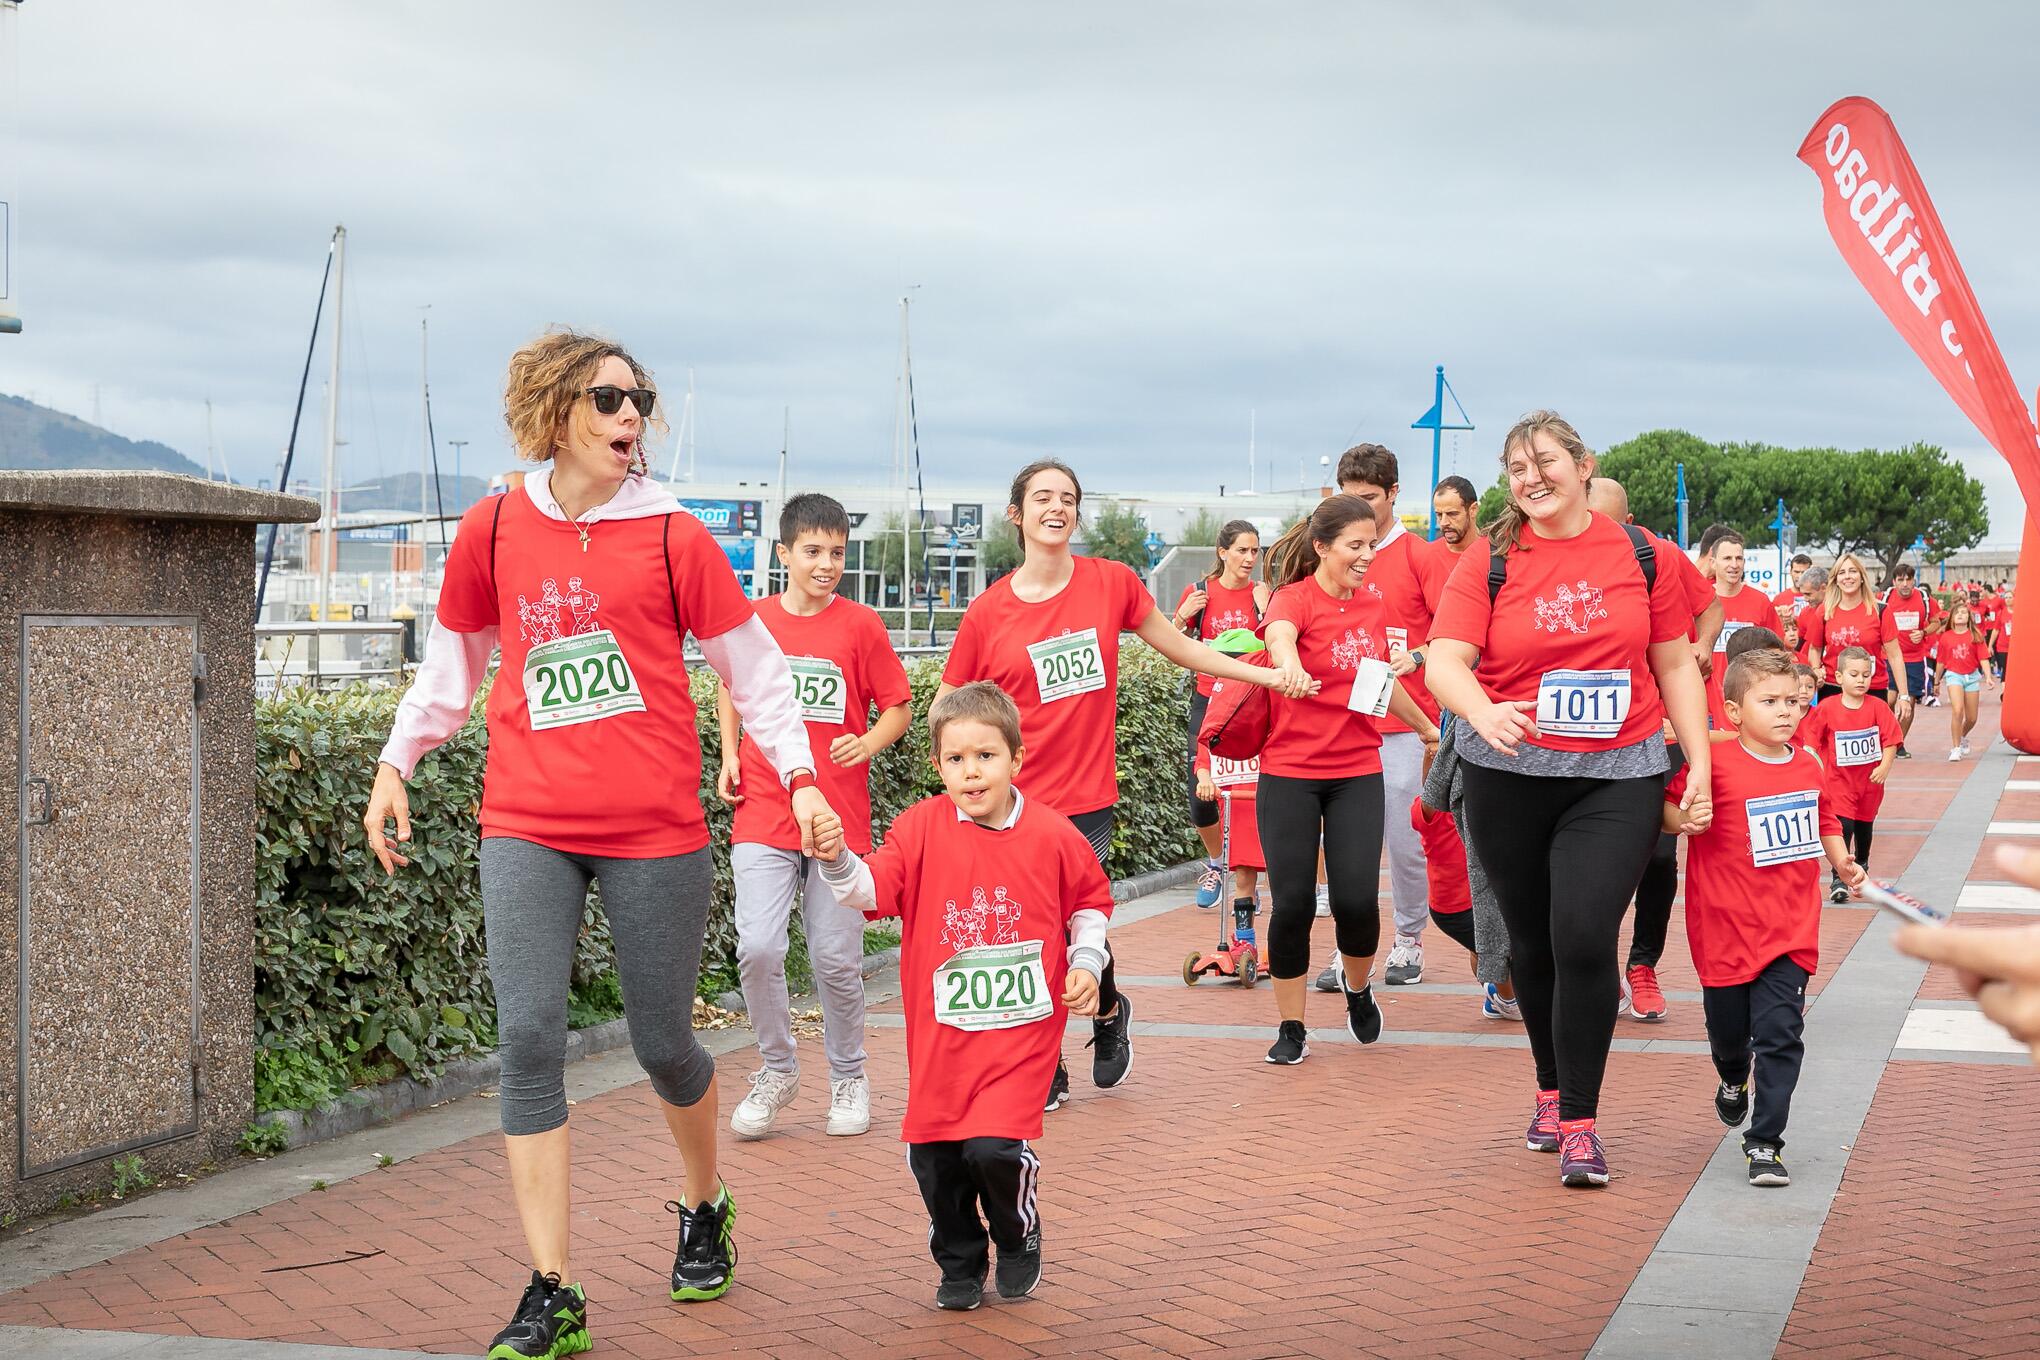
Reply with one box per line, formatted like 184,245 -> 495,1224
359,329 -> 2015,1358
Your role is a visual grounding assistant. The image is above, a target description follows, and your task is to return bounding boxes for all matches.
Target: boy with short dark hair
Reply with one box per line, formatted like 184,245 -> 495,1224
717,492 -> 914,1140
811,681 -> 1114,1311
1667,649 -> 1864,1188
1799,646 -> 1900,903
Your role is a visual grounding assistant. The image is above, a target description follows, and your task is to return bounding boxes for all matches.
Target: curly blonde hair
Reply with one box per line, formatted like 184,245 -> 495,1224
502,329 -> 665,466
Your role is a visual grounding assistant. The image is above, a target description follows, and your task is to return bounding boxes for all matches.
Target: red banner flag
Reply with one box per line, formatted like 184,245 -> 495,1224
1796,97 -> 2040,507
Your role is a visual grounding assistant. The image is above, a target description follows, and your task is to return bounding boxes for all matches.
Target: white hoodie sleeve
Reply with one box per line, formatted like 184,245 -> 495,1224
1067,909 -> 1111,980
817,847 -> 876,912
379,619 -> 498,778
696,615 -> 817,783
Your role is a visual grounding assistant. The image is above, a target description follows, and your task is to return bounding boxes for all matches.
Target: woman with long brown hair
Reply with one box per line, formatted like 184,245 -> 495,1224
362,330 -> 833,1357
1173,519 -> 1272,907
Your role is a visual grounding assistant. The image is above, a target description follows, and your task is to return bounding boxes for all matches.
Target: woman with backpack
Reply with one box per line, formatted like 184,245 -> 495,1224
1425,410 -> 1711,1190
1173,519 -> 1272,907
1254,494 -> 1439,1066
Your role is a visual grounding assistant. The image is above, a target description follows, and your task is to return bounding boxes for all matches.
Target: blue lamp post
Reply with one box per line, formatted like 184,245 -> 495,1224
1409,366 -> 1474,539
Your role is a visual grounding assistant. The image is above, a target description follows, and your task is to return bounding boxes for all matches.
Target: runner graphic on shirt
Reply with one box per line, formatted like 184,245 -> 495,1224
1535,581 -> 1608,635
1329,628 -> 1380,674
516,592 -> 564,645
517,576 -> 606,644
942,885 -> 1026,952
564,576 -> 601,635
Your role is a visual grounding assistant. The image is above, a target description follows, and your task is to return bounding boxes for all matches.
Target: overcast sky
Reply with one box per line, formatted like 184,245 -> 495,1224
3,1 -> 2036,543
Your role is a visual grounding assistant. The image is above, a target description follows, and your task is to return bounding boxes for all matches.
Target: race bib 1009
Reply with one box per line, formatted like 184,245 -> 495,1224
932,941 -> 1053,1031
1027,628 -> 1107,703
522,629 -> 646,731
1536,668 -> 1631,739
787,656 -> 847,725
1834,727 -> 1882,768
1747,788 -> 1823,868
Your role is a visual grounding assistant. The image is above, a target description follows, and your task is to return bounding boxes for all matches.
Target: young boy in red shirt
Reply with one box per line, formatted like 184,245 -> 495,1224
717,494 -> 914,1140
1798,646 -> 1901,903
1666,649 -> 1864,1188
811,682 -> 1112,1312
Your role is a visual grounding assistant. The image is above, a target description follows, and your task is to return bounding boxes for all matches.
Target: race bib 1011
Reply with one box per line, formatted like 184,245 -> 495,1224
932,941 -> 1054,1032
522,629 -> 646,731
787,656 -> 847,725
1027,629 -> 1107,703
1536,668 -> 1631,739
1747,788 -> 1823,868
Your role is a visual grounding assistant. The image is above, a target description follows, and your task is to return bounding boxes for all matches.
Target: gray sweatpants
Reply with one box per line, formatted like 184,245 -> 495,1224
480,836 -> 716,1136
734,842 -> 869,1081
1380,731 -> 1430,943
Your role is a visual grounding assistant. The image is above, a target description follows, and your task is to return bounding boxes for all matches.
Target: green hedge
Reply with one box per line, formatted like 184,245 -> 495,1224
252,644 -> 1198,1111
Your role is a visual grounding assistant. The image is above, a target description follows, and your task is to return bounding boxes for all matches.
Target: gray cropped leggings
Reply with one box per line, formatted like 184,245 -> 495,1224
480,836 -> 717,1136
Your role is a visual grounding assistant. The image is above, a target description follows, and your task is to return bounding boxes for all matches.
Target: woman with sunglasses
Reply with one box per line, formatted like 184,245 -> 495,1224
363,331 -> 830,1360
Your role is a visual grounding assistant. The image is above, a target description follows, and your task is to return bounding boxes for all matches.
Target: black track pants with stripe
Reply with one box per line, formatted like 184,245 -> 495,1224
908,1137 -> 1040,1282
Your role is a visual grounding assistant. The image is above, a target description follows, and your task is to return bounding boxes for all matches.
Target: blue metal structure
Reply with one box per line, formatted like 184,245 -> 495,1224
1675,462 -> 1689,549
1410,365 -> 1475,538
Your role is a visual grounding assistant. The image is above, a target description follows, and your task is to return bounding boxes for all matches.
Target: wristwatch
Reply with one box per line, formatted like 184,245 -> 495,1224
1407,648 -> 1427,668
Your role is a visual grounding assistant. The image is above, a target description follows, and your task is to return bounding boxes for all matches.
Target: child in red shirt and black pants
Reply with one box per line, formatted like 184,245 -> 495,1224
811,681 -> 1113,1311
1798,646 -> 1901,903
1666,649 -> 1864,1187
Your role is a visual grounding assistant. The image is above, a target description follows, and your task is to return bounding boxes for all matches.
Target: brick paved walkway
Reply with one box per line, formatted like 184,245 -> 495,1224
0,702 -> 2033,1359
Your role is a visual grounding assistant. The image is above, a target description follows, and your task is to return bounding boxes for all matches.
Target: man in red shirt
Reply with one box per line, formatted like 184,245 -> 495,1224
1773,553 -> 1815,620
1878,563 -> 1941,757
1704,531 -> 1785,731
1431,475 -> 1481,558
1325,444 -> 1451,989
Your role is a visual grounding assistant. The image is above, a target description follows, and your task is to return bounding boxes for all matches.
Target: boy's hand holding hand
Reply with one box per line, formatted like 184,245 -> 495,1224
1870,764 -> 1890,786
1062,968 -> 1100,1016
1839,858 -> 1867,894
716,762 -> 744,805
808,807 -> 846,862
829,733 -> 872,768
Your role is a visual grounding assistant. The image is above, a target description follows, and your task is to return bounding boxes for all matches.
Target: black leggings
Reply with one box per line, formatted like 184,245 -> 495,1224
1461,763 -> 1666,1121
1838,816 -> 1874,873
1430,907 -> 1477,954
1186,691 -> 1219,829
1259,772 -> 1385,978
1629,747 -> 1684,970
1067,806 -> 1123,1015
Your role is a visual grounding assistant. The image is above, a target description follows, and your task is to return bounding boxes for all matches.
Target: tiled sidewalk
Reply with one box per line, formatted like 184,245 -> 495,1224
0,703 -> 2032,1359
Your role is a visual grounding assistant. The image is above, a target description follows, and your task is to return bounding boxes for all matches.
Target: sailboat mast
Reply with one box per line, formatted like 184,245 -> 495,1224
419,311 -> 432,611
894,296 -> 912,647
316,224 -> 346,626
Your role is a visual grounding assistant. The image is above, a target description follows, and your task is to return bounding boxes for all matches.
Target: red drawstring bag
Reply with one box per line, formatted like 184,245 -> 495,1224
1200,651 -> 1273,759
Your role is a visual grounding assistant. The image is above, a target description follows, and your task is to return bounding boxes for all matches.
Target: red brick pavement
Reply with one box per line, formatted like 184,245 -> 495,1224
0,696 -> 2026,1358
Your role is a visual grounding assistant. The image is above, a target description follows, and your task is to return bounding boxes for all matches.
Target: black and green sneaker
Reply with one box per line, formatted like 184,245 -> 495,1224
487,1270 -> 589,1359
668,1182 -> 738,1301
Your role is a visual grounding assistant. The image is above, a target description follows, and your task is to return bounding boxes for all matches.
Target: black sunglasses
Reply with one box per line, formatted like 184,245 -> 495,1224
585,385 -> 656,418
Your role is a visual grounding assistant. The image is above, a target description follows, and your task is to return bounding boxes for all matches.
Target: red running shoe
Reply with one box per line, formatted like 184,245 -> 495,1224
1525,1089 -> 1561,1152
1625,964 -> 1668,1022
1559,1119 -> 1610,1187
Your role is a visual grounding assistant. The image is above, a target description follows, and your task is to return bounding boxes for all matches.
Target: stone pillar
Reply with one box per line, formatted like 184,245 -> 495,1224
0,471 -> 319,1221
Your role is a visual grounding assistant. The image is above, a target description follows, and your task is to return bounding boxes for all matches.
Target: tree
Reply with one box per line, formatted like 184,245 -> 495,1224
869,511 -> 930,587
1083,501 -> 1153,571
978,523 -> 1023,577
1178,508 -> 1224,547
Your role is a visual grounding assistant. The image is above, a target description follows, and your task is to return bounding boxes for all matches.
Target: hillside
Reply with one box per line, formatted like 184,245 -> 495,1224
281,470 -> 492,516
0,393 -> 209,476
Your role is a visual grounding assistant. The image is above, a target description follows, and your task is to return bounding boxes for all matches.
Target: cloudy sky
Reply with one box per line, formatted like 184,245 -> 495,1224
4,1 -> 2037,542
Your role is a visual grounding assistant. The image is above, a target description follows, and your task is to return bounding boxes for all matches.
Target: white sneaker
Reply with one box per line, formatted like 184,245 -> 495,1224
1383,936 -> 1424,985
1949,747 -> 1963,762
825,1075 -> 871,1137
1314,885 -> 1330,918
1960,741 -> 1972,757
729,1067 -> 800,1139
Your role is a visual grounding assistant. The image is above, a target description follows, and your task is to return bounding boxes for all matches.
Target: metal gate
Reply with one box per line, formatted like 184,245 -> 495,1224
17,615 -> 202,1178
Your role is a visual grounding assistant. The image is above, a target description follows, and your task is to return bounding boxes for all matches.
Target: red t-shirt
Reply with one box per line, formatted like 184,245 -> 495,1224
1655,535 -> 1714,639
943,556 -> 1154,816
1359,524 -> 1450,734
1177,576 -> 1262,697
732,595 -> 912,856
1429,513 -> 1691,752
1936,629 -> 1986,675
1799,695 -> 1901,821
1772,588 -> 1808,620
1879,590 -> 1940,664
1706,585 -> 1787,730
1260,576 -> 1392,779
435,490 -> 753,857
1802,601 -> 1891,688
1995,604 -> 2014,649
1412,798 -> 1471,916
859,794 -> 1113,1143
1668,738 -> 1840,987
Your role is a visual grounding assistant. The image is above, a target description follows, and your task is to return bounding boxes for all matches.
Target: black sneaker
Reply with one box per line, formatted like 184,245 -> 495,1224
1746,1145 -> 1790,1187
668,1183 -> 738,1301
995,1229 -> 1042,1299
1896,744 -> 1912,759
1341,971 -> 1384,1045
935,1273 -> 985,1311
1829,878 -> 1850,904
1265,1020 -> 1309,1064
1086,995 -> 1133,1088
487,1271 -> 590,1360
1043,1059 -> 1070,1112
1713,1081 -> 1750,1127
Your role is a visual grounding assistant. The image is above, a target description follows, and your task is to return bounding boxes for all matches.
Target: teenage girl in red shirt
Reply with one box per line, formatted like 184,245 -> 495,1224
1425,410 -> 1712,1189
1173,521 -> 1272,906
1258,495 -> 1440,1064
939,460 -> 1311,1108
362,333 -> 833,1359
1801,553 -> 1909,716
1937,600 -> 1995,759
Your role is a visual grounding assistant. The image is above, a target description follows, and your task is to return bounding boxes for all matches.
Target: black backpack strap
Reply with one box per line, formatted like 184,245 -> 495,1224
1620,522 -> 1658,593
487,493 -> 506,619
1486,544 -> 1508,604
662,514 -> 683,636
